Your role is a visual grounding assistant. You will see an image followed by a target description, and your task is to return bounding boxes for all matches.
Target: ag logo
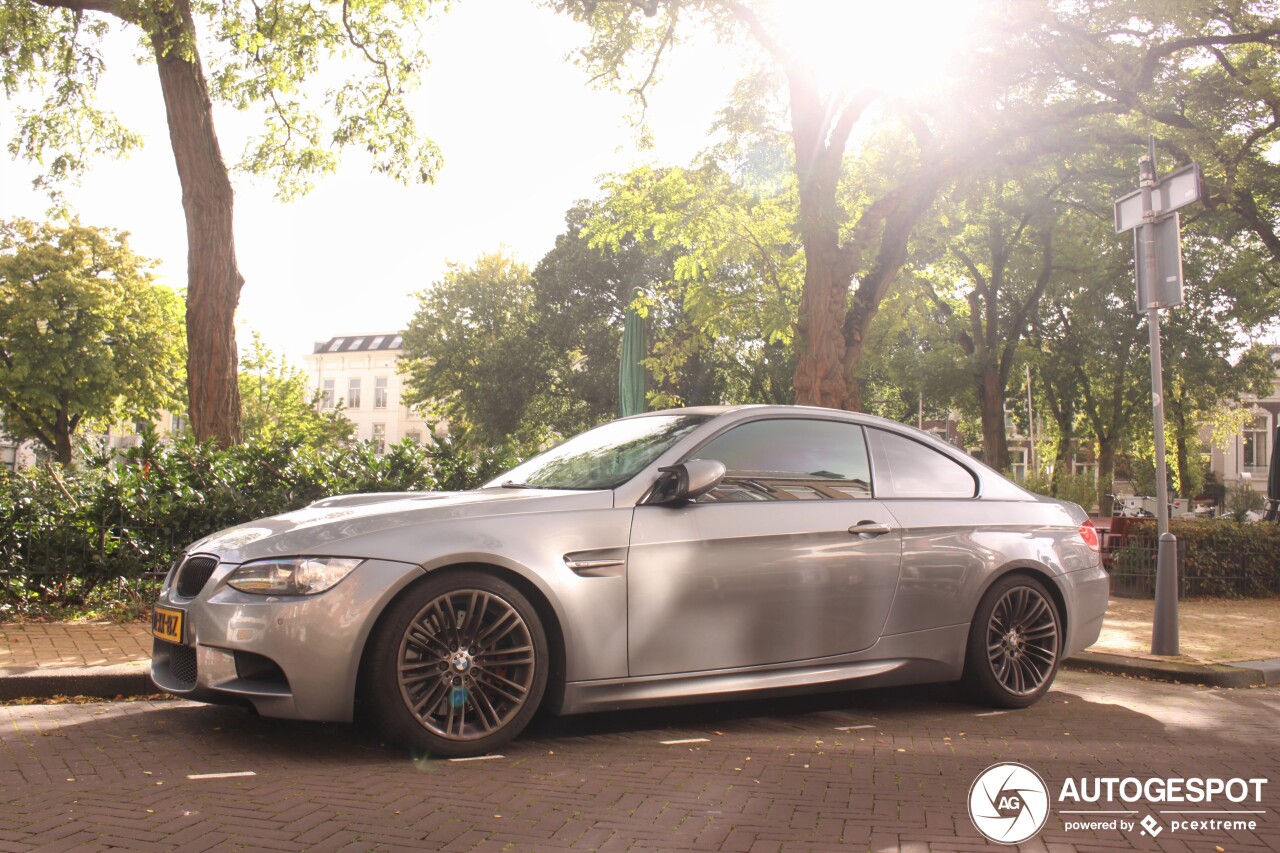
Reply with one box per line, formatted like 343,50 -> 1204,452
969,762 -> 1050,844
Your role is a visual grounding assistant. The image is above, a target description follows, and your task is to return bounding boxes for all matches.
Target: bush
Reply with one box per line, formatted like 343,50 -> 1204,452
1022,470 -> 1098,513
0,432 -> 517,619
1224,484 -> 1266,522
1115,518 -> 1280,598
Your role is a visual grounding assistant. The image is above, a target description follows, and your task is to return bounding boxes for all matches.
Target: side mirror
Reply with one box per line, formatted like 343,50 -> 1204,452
647,459 -> 727,506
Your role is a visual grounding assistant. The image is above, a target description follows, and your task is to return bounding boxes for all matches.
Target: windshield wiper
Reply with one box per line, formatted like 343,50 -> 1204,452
499,481 -> 538,489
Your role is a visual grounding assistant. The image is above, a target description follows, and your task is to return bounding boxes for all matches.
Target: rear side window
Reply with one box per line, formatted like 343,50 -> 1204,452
868,428 -> 976,499
691,418 -> 872,501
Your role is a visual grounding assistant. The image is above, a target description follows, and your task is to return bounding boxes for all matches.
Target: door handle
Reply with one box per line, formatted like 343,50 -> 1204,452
848,521 -> 893,537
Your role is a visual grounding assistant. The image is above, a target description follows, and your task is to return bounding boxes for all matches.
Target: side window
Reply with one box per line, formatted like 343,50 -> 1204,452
692,419 -> 872,502
869,428 -> 976,499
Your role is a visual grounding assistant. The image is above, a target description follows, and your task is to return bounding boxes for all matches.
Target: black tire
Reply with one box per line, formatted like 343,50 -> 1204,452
962,573 -> 1062,708
367,571 -> 549,758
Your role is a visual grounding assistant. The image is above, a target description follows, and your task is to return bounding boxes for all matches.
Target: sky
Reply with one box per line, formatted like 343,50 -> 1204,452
0,1 -> 742,364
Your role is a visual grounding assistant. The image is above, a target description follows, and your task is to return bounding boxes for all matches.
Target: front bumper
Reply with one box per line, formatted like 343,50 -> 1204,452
151,555 -> 424,722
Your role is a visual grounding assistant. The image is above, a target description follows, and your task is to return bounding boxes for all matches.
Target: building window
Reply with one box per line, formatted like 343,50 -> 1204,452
372,423 -> 386,454
348,378 -> 362,409
375,377 -> 389,409
405,430 -> 422,446
1243,416 -> 1269,469
169,413 -> 187,434
320,379 -> 335,410
1007,448 -> 1028,483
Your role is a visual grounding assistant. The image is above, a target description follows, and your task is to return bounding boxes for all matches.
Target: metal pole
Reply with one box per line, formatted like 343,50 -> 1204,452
1148,302 -> 1179,654
1141,137 -> 1179,655
1026,362 -> 1036,475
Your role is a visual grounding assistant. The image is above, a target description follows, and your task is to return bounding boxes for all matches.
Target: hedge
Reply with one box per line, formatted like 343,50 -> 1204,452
0,432 -> 515,616
1110,518 -> 1280,598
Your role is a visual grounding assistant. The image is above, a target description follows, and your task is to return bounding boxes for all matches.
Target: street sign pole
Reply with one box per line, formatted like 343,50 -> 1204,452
1139,138 -> 1179,656
1116,137 -> 1196,657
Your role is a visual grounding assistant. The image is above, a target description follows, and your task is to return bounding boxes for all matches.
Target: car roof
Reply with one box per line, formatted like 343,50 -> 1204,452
638,403 -> 920,432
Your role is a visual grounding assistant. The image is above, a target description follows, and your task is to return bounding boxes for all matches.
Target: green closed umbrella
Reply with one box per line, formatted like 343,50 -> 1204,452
619,289 -> 646,417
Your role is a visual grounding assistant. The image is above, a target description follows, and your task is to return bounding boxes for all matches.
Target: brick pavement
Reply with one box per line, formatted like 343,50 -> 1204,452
0,671 -> 1276,851
0,622 -> 151,670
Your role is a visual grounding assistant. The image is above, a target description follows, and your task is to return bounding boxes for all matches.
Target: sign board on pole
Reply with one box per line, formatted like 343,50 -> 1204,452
1113,163 -> 1203,234
1133,214 -> 1184,309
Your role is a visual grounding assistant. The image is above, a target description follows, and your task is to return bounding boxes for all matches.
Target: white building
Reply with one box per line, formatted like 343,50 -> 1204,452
1208,346 -> 1280,489
304,333 -> 433,451
0,436 -> 40,471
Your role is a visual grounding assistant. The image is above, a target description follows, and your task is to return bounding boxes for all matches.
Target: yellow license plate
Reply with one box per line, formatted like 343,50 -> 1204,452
152,606 -> 185,644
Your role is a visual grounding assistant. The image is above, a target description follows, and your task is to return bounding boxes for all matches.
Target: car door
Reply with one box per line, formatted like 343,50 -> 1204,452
626,417 -> 903,677
864,426 -> 987,635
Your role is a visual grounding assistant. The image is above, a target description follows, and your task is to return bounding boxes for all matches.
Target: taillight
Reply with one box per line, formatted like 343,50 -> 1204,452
1078,520 -> 1100,552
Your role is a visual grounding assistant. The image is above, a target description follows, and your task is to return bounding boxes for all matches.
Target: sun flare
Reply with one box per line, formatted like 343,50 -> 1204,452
766,0 -> 983,97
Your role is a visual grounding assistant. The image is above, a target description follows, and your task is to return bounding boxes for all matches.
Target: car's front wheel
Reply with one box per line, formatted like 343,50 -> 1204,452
963,573 -> 1062,708
367,571 -> 549,758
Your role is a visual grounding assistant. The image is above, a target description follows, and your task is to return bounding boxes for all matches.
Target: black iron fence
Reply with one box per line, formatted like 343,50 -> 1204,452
0,517 -> 175,618
1107,535 -> 1280,598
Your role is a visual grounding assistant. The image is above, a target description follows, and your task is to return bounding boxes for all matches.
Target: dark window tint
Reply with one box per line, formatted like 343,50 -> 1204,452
693,419 -> 871,501
869,428 -> 976,498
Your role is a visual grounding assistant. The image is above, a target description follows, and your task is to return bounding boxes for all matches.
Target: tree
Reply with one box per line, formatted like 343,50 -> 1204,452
913,169 -> 1067,470
400,253 -> 550,449
584,161 -> 800,408
1,0 -> 444,446
556,0 -> 1280,413
1027,0 -> 1280,269
555,0 -> 984,410
1158,222 -> 1279,496
0,219 -> 186,465
239,332 -> 354,449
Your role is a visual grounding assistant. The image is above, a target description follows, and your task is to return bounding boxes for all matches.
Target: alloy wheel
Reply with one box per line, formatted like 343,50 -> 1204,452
396,589 -> 537,741
985,585 -> 1059,696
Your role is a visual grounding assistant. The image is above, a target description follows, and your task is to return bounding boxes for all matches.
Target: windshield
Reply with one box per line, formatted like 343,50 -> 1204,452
486,414 -> 711,490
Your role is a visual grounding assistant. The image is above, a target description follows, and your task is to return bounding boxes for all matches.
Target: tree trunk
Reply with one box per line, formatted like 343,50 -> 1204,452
54,408 -> 73,467
1096,438 -> 1118,517
978,363 -> 1009,471
150,0 -> 243,446
1051,415 -> 1074,497
793,242 -> 851,409
1174,427 -> 1191,499
788,73 -> 852,411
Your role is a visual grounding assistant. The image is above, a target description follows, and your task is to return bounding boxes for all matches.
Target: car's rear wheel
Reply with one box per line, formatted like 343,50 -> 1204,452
367,571 -> 548,758
963,573 -> 1062,708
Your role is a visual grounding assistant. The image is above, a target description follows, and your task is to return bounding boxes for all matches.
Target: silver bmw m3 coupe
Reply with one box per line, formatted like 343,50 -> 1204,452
151,405 -> 1108,757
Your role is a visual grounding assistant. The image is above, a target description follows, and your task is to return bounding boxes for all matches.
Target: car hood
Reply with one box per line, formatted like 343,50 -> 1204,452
186,488 -> 614,564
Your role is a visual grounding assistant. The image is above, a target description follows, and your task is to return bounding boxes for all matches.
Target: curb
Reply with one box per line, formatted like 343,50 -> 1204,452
1064,651 -> 1270,688
0,663 -> 155,701
2,655 -> 1274,701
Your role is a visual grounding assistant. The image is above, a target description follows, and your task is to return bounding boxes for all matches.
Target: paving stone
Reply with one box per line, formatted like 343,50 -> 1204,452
0,672 -> 1275,850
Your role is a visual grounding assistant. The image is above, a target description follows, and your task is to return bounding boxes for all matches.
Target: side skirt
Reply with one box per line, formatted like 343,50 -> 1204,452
560,623 -> 968,715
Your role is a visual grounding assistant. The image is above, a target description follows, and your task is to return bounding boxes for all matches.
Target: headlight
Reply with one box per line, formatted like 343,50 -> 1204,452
226,557 -> 364,595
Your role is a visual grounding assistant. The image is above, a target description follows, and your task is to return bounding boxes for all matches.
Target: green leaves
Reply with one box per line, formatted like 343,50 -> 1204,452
238,331 -> 356,448
0,427 -> 516,613
0,218 -> 186,465
3,0 -> 445,198
400,252 -> 549,449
